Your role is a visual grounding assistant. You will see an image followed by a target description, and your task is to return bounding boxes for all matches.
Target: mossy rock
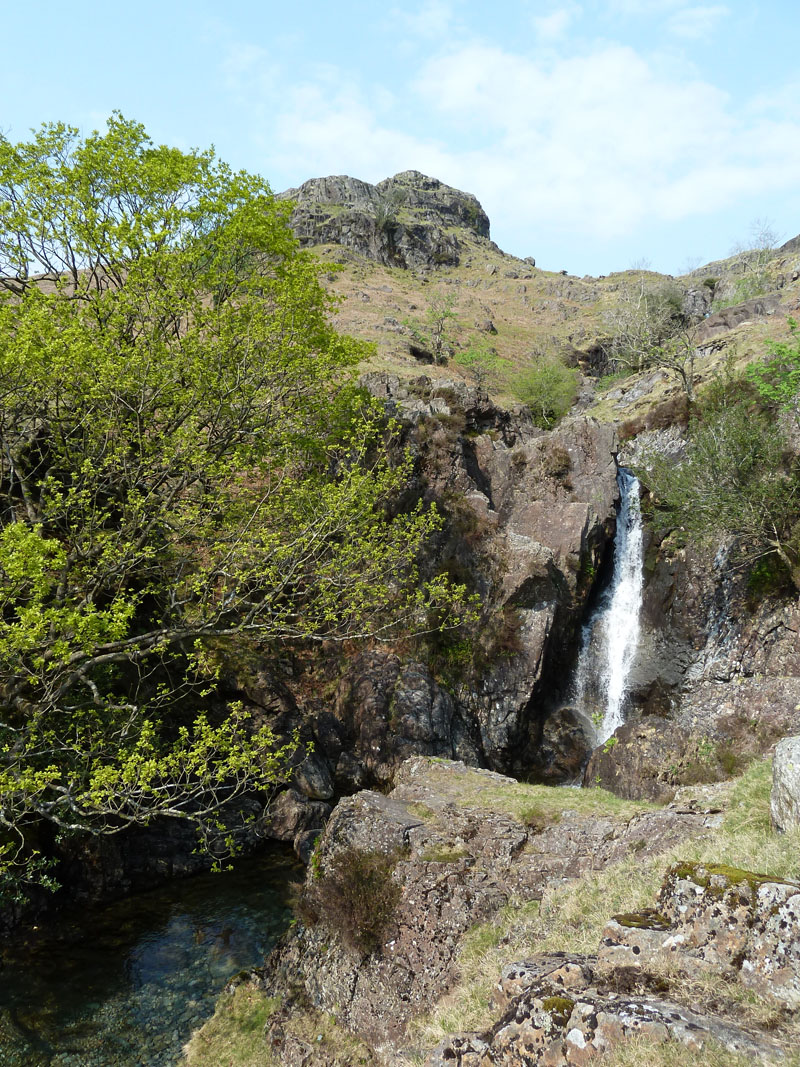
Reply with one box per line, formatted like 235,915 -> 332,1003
666,861 -> 798,897
611,908 -> 671,931
541,995 -> 575,1028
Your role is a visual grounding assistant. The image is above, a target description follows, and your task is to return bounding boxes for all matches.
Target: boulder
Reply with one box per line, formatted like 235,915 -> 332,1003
771,735 -> 800,832
264,788 -> 331,844
529,706 -> 594,783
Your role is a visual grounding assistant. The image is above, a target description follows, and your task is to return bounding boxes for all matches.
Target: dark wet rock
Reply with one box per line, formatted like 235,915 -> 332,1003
529,706 -> 594,783
583,718 -> 689,801
265,788 -> 331,843
332,652 -> 481,788
291,750 -> 335,801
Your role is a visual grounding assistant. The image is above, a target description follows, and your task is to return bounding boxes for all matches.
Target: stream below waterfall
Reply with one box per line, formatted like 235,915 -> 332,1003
0,849 -> 300,1066
571,468 -> 644,745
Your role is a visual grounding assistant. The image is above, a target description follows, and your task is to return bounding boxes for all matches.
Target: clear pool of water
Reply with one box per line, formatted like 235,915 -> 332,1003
0,849 -> 300,1066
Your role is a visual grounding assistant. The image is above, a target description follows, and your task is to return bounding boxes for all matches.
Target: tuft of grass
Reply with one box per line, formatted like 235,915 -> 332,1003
181,983 -> 279,1067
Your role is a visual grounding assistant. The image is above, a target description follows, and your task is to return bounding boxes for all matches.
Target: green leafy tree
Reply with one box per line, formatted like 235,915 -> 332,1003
640,373 -> 800,589
405,291 -> 458,364
747,318 -> 800,427
512,356 -> 579,428
0,116 -> 469,896
453,343 -> 509,388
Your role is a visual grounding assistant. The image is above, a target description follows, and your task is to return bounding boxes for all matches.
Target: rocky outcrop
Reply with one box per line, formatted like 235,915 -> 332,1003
277,170 -> 491,270
428,956 -> 785,1065
331,652 -> 481,789
601,861 -> 800,1007
695,292 -> 785,340
771,736 -> 800,832
429,860 -> 797,1065
259,758 -> 719,1055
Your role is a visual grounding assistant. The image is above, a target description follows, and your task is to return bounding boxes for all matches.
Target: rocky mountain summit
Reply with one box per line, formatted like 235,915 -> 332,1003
278,170 -> 492,270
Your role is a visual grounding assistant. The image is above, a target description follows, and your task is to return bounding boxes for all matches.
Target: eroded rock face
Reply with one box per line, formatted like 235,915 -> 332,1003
332,652 -> 481,788
277,170 -> 491,270
771,736 -> 800,832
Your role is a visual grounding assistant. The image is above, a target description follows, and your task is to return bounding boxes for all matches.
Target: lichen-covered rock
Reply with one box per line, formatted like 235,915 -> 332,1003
428,955 -> 785,1066
771,735 -> 800,832
596,861 -> 800,1009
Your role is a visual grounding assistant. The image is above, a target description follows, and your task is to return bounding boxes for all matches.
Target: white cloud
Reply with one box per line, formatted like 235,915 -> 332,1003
532,6 -> 577,40
666,4 -> 730,37
389,0 -> 455,40
217,19 -> 800,267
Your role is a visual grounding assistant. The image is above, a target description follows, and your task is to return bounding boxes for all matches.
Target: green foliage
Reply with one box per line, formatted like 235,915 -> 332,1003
453,343 -> 510,387
747,317 -> 800,423
640,365 -> 800,589
512,357 -> 579,428
404,291 -> 458,364
0,116 -> 471,895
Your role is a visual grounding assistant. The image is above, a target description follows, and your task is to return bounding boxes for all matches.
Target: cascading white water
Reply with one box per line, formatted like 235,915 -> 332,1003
571,468 -> 644,745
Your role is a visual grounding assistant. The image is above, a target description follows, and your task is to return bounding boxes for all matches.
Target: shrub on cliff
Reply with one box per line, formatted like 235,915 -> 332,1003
300,847 -> 402,955
512,356 -> 578,428
641,367 -> 800,590
0,115 -> 470,898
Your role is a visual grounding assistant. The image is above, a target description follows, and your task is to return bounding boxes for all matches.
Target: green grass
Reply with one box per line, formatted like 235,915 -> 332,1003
181,985 -> 377,1067
181,984 -> 280,1067
410,759 -> 660,821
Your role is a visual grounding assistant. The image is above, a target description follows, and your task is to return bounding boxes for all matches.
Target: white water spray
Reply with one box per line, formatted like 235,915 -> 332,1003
571,469 -> 644,744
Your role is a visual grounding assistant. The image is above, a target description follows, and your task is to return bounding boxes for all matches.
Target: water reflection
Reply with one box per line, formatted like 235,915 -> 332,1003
0,849 -> 300,1066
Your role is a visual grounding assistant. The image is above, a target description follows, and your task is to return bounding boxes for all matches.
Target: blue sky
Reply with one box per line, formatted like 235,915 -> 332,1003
3,1 -> 798,275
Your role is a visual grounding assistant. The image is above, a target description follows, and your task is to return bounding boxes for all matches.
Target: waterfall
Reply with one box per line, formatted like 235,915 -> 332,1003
571,468 -> 644,745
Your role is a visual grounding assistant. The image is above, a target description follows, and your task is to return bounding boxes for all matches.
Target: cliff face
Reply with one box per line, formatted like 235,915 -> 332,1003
237,378 -> 621,866
277,170 -> 491,270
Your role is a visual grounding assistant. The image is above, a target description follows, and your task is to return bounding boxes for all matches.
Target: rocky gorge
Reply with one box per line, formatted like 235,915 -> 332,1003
5,166 -> 800,1066
179,175 -> 800,1065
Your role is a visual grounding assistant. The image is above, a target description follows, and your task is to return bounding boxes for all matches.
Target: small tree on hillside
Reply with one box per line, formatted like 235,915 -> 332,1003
513,355 -> 579,428
405,290 -> 459,364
